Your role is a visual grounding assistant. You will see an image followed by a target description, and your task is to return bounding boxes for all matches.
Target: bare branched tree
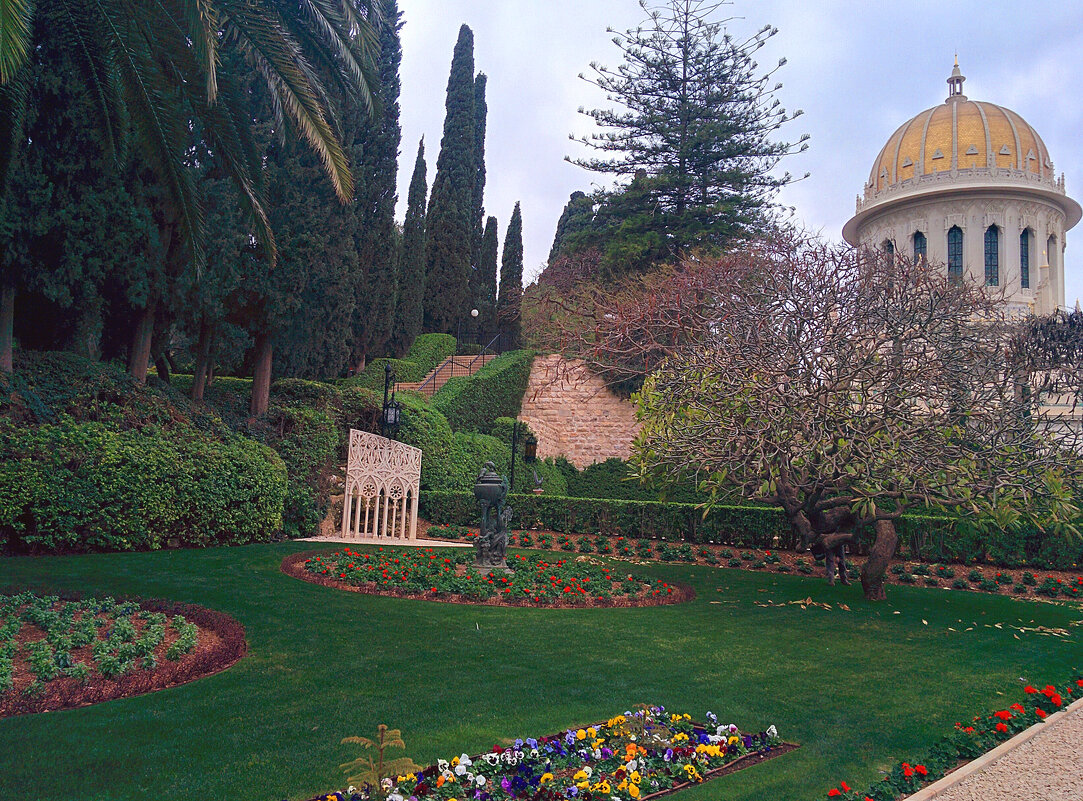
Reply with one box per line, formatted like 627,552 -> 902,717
540,236 -> 1083,600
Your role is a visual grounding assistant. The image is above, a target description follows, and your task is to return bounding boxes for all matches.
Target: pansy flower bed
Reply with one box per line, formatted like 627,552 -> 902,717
311,706 -> 789,801
285,548 -> 693,607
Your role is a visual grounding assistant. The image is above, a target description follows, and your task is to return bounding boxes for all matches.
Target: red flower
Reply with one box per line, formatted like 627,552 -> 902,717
1024,685 -> 1038,694
994,710 -> 1012,720
827,790 -> 840,798
1010,703 -> 1024,713
1050,694 -> 1063,707
915,765 -> 927,777
903,766 -> 914,778
995,723 -> 1008,732
1036,709 -> 1047,719
841,781 -> 851,792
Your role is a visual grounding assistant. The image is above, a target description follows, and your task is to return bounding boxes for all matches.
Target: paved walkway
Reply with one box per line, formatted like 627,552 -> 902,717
299,535 -> 468,548
913,697 -> 1083,800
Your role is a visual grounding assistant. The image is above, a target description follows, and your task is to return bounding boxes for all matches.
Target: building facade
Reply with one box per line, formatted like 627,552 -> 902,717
843,61 -> 1081,316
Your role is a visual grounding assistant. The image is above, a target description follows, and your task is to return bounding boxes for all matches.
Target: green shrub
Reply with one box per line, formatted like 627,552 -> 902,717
562,457 -> 707,504
343,334 -> 456,391
952,578 -> 969,590
432,350 -> 534,434
0,417 -> 286,552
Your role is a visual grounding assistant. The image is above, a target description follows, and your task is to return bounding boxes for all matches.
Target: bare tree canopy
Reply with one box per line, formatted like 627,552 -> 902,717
541,236 -> 1083,599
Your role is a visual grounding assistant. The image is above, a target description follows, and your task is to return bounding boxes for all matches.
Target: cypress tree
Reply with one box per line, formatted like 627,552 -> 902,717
548,190 -> 595,262
423,24 -> 475,336
353,0 -> 403,364
477,215 -> 499,344
465,71 -> 487,339
391,138 -> 428,355
496,202 -> 523,349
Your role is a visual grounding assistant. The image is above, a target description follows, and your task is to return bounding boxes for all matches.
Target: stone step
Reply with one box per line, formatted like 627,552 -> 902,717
396,354 -> 498,397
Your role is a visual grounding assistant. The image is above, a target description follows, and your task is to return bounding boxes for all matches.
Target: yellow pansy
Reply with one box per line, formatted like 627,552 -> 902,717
628,784 -> 641,798
728,735 -> 740,745
576,728 -> 587,740
451,756 -> 460,766
540,773 -> 554,784
586,727 -> 597,738
629,770 -> 642,784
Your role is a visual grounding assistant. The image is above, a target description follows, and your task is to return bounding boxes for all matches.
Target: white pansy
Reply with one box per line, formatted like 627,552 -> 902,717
482,754 -> 499,766
530,748 -> 539,758
454,764 -> 467,776
459,754 -> 472,766
766,725 -> 777,738
475,775 -> 487,786
629,735 -> 637,742
582,766 -> 593,778
627,759 -> 637,772
593,749 -> 602,760
388,794 -> 404,801
437,759 -> 449,771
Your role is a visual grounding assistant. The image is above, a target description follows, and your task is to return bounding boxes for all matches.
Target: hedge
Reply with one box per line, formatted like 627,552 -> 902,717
0,417 -> 287,552
431,350 -> 534,434
417,491 -> 1083,568
341,333 -> 456,391
565,457 -> 707,504
419,491 -> 788,546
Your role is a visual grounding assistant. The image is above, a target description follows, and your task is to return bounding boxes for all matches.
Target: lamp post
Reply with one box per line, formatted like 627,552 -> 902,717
456,307 -> 480,354
509,420 -> 520,493
381,362 -> 402,439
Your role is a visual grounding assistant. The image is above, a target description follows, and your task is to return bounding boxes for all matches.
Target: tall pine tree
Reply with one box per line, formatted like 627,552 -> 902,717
423,24 -> 476,337
496,202 -> 523,349
477,215 -> 499,344
352,0 -> 403,366
391,138 -> 428,355
465,71 -> 487,340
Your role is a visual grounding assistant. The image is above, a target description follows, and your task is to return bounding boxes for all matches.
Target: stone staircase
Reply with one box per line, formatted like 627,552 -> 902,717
395,353 -> 498,397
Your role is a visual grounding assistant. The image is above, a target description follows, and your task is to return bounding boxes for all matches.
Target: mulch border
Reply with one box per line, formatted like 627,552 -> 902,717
0,593 -> 247,719
281,549 -> 696,609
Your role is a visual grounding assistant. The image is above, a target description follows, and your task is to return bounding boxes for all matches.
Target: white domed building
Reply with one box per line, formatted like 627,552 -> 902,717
843,61 -> 1080,315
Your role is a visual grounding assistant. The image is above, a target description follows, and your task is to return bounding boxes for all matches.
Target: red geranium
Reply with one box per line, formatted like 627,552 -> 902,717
915,765 -> 927,777
995,722 -> 1008,732
1036,709 -> 1047,719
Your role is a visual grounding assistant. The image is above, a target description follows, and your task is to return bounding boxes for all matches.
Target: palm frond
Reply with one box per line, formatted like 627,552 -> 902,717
222,3 -> 352,201
182,0 -> 220,102
0,0 -> 34,83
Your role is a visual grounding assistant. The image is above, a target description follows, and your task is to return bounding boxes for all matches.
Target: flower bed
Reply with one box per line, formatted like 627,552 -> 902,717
310,706 -> 792,801
421,528 -> 1083,602
0,591 -> 246,717
283,548 -> 693,608
821,676 -> 1082,800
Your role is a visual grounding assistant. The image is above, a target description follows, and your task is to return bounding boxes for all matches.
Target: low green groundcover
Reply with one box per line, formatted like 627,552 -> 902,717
316,706 -> 785,801
301,548 -> 687,605
1,592 -> 199,695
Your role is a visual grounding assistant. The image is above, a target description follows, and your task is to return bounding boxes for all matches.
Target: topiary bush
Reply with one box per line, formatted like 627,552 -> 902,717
341,334 -> 456,391
0,417 -> 286,552
431,350 -> 534,434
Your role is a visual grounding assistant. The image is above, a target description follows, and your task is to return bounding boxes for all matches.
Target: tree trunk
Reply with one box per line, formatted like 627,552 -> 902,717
250,332 -> 273,418
191,317 -> 214,402
154,353 -> 171,384
861,519 -> 898,601
0,282 -> 13,374
128,300 -> 156,384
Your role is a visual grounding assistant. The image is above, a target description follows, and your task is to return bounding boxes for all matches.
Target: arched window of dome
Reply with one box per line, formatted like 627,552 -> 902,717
882,238 -> 895,260
984,225 -> 1000,286
1047,235 -> 1057,275
947,226 -> 964,280
1020,228 -> 1031,289
913,231 -> 927,264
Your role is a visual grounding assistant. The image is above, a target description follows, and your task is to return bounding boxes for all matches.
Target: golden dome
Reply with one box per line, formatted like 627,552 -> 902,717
866,65 -> 1054,193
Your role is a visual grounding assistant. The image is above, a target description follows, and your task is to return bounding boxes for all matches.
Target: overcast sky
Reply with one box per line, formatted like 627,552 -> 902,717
394,0 -> 1083,305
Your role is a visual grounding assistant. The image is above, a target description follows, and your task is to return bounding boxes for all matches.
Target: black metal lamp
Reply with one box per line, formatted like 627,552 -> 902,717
523,432 -> 538,463
383,394 -> 402,439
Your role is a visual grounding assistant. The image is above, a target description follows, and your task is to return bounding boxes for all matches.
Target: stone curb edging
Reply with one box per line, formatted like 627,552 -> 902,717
903,695 -> 1083,800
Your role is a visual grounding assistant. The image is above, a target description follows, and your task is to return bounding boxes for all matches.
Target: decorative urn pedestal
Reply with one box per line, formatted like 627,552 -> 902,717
473,461 -> 513,573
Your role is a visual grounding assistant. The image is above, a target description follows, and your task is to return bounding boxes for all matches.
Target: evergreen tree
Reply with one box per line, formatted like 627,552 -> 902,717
353,0 -> 403,365
496,202 -> 523,349
423,24 -> 476,337
570,0 -> 808,271
465,71 -> 487,340
477,215 -> 499,344
390,138 -> 428,356
548,190 -> 595,262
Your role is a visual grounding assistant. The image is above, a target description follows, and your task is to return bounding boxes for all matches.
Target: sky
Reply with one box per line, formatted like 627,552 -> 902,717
394,0 -> 1083,304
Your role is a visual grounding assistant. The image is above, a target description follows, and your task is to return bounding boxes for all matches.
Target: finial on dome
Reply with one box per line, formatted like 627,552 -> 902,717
947,57 -> 966,102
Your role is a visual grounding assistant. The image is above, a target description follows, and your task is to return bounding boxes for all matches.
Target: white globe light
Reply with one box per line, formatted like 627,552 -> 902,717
471,308 -> 479,317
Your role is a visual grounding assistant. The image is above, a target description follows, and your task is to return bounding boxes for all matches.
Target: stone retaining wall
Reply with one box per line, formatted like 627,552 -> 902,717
519,355 -> 640,469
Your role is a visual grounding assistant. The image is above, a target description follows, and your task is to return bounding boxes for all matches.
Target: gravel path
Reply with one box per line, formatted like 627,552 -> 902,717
931,702 -> 1083,801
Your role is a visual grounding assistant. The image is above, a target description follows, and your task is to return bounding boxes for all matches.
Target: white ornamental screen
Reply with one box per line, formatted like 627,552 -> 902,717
340,430 -> 422,541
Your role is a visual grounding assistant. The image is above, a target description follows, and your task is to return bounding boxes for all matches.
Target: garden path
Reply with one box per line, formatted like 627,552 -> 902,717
913,697 -> 1083,801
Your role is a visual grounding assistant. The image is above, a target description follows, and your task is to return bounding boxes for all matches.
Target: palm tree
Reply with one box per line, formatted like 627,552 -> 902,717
0,0 -> 380,376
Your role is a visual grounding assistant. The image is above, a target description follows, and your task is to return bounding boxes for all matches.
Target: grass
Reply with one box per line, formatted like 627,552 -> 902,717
0,542 -> 1080,801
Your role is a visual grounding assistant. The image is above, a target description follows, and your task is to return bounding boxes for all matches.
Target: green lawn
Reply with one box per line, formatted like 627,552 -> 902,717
1,543 -> 1080,801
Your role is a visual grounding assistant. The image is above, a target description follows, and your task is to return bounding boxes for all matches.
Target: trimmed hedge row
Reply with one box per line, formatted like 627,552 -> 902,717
564,457 -> 708,505
341,333 -> 456,391
0,417 -> 287,552
431,350 -> 534,434
418,490 -> 1083,568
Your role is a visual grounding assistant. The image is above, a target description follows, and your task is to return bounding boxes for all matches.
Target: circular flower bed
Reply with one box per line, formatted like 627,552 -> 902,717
0,591 -> 246,718
281,547 -> 694,607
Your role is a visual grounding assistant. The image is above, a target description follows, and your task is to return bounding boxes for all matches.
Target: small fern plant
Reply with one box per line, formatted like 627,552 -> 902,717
340,724 -> 423,799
